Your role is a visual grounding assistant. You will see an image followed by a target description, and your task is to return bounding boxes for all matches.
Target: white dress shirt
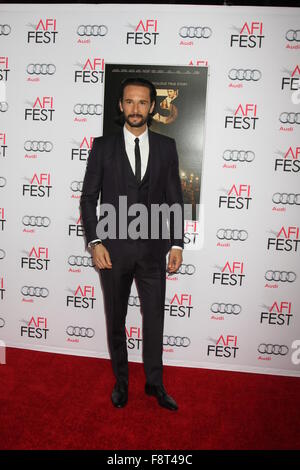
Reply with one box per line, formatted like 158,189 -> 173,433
89,125 -> 183,251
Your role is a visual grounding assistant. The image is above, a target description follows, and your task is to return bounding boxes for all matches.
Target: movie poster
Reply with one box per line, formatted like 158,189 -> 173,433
103,64 -> 208,220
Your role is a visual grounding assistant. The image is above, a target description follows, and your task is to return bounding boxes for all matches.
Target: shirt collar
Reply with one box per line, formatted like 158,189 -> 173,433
123,125 -> 148,145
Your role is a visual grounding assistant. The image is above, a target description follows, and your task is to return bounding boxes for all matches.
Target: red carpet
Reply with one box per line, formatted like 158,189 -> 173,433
0,347 -> 299,450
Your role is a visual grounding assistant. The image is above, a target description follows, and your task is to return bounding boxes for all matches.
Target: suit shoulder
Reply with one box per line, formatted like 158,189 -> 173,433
150,130 -> 175,146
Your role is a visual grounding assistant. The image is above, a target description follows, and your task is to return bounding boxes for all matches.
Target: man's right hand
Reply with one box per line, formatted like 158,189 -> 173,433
91,244 -> 112,269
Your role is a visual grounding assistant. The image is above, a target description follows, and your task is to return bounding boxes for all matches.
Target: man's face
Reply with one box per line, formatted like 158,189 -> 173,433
119,84 -> 155,128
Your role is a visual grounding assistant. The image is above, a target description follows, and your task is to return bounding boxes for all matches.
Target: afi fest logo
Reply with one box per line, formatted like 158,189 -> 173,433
0,56 -> 9,81
165,293 -> 193,319
207,335 -> 239,358
260,301 -> 294,326
225,103 -> 259,129
21,246 -> 50,270
281,65 -> 300,92
126,326 -> 142,351
25,96 -> 55,121
71,136 -> 94,162
74,58 -> 104,84
126,19 -> 159,45
218,184 -> 252,210
230,21 -> 264,48
20,316 -> 49,339
27,18 -> 58,44
213,261 -> 245,286
68,213 -> 84,237
0,207 -> 6,230
66,285 -> 96,309
0,133 -> 7,157
22,173 -> 52,197
0,276 -> 5,300
274,146 -> 300,173
267,226 -> 300,252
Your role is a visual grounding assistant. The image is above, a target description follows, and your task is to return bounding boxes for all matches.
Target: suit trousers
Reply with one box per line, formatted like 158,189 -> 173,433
99,239 -> 167,386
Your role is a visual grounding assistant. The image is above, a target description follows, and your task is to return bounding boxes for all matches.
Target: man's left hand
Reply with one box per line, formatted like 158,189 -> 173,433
167,248 -> 183,274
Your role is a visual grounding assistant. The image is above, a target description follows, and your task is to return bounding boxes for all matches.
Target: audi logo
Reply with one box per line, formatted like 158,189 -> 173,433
0,24 -> 11,35
217,229 -> 248,241
223,150 -> 255,162
265,270 -> 296,283
27,64 -> 56,75
174,264 -> 196,275
0,102 -> 8,112
163,335 -> 191,347
0,318 -> 5,328
21,286 -> 49,298
228,69 -> 262,81
179,26 -> 212,39
24,140 -> 53,152
22,216 -> 50,228
285,30 -> 300,42
211,303 -> 242,315
66,326 -> 95,338
279,112 -> 300,124
77,25 -> 108,37
128,295 -> 140,307
0,249 -> 5,260
73,104 -> 102,115
258,344 -> 289,356
272,193 -> 300,205
0,177 -> 7,188
70,181 -> 83,192
68,255 -> 94,267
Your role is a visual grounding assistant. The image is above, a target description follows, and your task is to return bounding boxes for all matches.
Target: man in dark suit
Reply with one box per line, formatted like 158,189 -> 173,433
80,78 -> 184,411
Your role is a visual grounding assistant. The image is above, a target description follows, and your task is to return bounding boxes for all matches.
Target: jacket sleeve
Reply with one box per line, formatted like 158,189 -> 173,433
80,137 -> 103,244
165,139 -> 184,249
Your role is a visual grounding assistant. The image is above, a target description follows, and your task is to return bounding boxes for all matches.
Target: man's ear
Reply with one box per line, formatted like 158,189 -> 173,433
150,101 -> 155,114
119,99 -> 123,113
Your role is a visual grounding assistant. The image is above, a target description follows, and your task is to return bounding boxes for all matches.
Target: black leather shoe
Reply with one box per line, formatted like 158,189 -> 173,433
111,382 -> 128,408
145,383 -> 178,411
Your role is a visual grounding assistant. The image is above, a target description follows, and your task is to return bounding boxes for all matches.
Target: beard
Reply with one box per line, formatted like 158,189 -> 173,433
124,113 -> 149,128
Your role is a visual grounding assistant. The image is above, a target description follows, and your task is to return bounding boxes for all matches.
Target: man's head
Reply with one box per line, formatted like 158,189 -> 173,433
118,77 -> 156,129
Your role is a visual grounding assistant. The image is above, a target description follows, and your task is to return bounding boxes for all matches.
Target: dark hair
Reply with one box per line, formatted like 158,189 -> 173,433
116,77 -> 157,126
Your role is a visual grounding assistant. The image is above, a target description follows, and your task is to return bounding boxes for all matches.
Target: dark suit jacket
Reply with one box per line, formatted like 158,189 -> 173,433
80,128 -> 184,260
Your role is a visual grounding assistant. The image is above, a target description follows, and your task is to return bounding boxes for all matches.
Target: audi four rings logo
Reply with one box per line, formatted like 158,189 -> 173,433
217,229 -> 248,241
285,30 -> 300,42
68,255 -> 94,267
174,264 -> 196,275
258,344 -> 289,355
0,24 -> 11,35
179,26 -> 212,38
27,64 -> 56,75
22,216 -> 51,227
70,181 -> 83,192
73,104 -> 102,115
272,193 -> 300,205
0,177 -> 7,187
228,69 -> 262,81
279,112 -> 300,124
0,318 -> 5,328
0,249 -> 5,260
24,141 -> 53,152
21,286 -> 49,298
211,303 -> 242,315
265,271 -> 296,282
0,102 -> 8,112
223,150 -> 255,162
163,336 -> 191,347
128,295 -> 140,307
77,25 -> 108,37
66,326 -> 95,338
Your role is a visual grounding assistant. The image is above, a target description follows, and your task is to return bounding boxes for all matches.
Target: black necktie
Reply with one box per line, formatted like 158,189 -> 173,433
134,137 -> 141,184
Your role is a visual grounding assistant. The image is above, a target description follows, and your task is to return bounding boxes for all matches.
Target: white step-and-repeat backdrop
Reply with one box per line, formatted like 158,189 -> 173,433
1,3 -> 300,376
